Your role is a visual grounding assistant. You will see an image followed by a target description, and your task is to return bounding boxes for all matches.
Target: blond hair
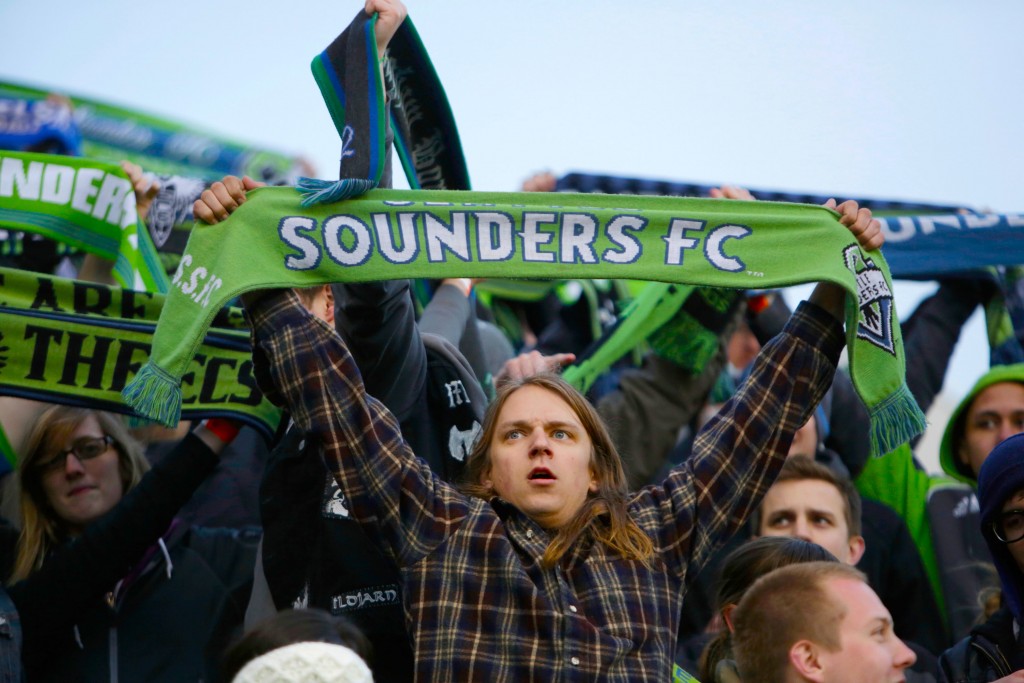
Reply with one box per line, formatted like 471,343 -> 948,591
10,406 -> 148,582
460,373 -> 654,568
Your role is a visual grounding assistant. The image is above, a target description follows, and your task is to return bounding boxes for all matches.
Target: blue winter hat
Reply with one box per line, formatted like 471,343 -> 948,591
977,432 -> 1024,622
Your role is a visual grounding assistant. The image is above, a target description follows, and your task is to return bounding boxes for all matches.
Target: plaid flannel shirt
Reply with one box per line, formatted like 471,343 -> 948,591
249,290 -> 842,682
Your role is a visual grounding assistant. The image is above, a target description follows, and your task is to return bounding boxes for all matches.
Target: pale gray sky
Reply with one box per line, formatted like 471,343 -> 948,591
2,0 -> 1020,468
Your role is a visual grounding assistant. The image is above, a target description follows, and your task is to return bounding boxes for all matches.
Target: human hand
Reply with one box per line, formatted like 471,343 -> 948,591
495,351 -> 577,387
195,417 -> 242,453
521,171 -> 557,193
121,161 -> 160,222
193,175 -> 265,224
808,199 -> 884,320
823,198 -> 884,251
366,0 -> 407,59
441,278 -> 475,297
709,185 -> 755,201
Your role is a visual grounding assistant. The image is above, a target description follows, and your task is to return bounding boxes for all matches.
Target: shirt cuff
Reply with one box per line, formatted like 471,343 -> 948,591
787,300 -> 846,366
245,289 -> 309,407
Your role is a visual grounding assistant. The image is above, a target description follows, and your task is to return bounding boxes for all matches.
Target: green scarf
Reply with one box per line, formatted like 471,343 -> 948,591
562,283 -> 742,394
472,278 -> 627,348
0,267 -> 280,462
673,664 -> 701,683
0,150 -> 169,292
0,79 -> 303,184
122,186 -> 925,457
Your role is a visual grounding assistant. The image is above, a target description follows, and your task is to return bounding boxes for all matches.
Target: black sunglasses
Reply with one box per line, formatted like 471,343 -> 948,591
37,435 -> 114,473
993,509 -> 1024,544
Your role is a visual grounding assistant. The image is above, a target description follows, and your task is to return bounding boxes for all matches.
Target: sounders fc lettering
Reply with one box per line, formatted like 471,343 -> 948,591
277,209 -> 752,272
0,156 -> 136,229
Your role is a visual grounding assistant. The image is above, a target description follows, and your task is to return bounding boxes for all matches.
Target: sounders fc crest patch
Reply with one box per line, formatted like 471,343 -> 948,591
843,246 -> 896,355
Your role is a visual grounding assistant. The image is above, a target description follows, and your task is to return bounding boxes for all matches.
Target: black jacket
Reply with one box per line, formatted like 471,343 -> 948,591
939,607 -> 1024,682
9,433 -> 258,682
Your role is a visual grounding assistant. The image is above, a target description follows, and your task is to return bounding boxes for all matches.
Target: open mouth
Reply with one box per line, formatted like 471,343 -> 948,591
528,468 -> 555,481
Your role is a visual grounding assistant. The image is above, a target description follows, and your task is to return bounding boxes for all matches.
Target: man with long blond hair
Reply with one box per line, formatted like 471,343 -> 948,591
238,189 -> 883,683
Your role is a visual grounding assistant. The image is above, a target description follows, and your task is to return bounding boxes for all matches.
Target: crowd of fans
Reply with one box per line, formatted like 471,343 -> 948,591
0,0 -> 1021,681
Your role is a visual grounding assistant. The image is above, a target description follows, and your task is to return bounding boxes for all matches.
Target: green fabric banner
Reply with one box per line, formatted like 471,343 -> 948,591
0,265 -> 245,328
0,150 -> 169,292
122,186 -> 925,457
0,268 -> 280,465
561,282 -> 729,395
0,79 -> 304,184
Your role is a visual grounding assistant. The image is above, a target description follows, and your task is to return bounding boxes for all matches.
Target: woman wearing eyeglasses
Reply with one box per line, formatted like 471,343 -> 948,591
940,432 -> 1024,683
6,405 -> 255,682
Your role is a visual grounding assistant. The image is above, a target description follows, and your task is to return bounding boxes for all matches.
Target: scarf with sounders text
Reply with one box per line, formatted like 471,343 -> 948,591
122,186 -> 925,458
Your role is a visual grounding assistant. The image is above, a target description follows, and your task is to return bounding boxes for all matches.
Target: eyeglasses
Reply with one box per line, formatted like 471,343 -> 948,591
36,435 -> 114,473
992,510 -> 1024,544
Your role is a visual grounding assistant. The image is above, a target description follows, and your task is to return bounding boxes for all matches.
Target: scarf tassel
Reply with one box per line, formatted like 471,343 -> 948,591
868,381 -> 928,458
122,363 -> 183,427
296,177 -> 376,207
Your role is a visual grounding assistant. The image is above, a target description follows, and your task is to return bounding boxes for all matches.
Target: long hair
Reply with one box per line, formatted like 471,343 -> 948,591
10,406 -> 148,583
461,373 -> 654,568
699,537 -> 838,682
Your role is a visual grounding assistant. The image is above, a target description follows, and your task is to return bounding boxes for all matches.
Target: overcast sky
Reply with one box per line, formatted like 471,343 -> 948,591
2,0 -> 1019,467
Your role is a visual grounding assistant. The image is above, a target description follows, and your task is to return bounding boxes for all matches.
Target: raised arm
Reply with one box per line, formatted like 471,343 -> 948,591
11,423 -> 234,666
644,199 -> 883,576
245,290 -> 472,568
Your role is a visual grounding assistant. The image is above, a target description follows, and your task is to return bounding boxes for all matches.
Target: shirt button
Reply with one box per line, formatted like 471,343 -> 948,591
570,657 -> 580,666
568,605 -> 578,613
526,529 -> 534,539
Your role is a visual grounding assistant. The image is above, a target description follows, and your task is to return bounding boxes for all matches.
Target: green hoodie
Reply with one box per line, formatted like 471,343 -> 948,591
856,363 -> 1024,633
939,363 -> 1024,485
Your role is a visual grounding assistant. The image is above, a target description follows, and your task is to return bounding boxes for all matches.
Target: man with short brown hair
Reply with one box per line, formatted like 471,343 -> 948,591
753,455 -> 864,565
732,561 -> 916,683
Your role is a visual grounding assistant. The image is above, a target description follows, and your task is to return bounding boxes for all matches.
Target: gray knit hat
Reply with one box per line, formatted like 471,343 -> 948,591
231,641 -> 374,683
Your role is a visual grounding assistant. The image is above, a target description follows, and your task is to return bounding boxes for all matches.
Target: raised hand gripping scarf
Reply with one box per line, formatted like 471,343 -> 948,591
0,150 -> 169,292
0,266 -> 280,470
123,187 -> 926,457
302,9 -> 469,204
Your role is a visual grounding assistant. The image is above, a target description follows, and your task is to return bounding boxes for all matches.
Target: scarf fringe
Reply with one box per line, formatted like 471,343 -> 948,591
648,312 -> 722,374
121,362 -> 182,427
296,177 -> 376,207
869,381 -> 927,458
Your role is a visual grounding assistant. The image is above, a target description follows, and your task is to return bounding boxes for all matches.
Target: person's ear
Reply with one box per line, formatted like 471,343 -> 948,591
847,534 -> 866,566
722,604 -> 737,633
789,640 -> 826,682
322,286 -> 336,325
589,466 -> 599,493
